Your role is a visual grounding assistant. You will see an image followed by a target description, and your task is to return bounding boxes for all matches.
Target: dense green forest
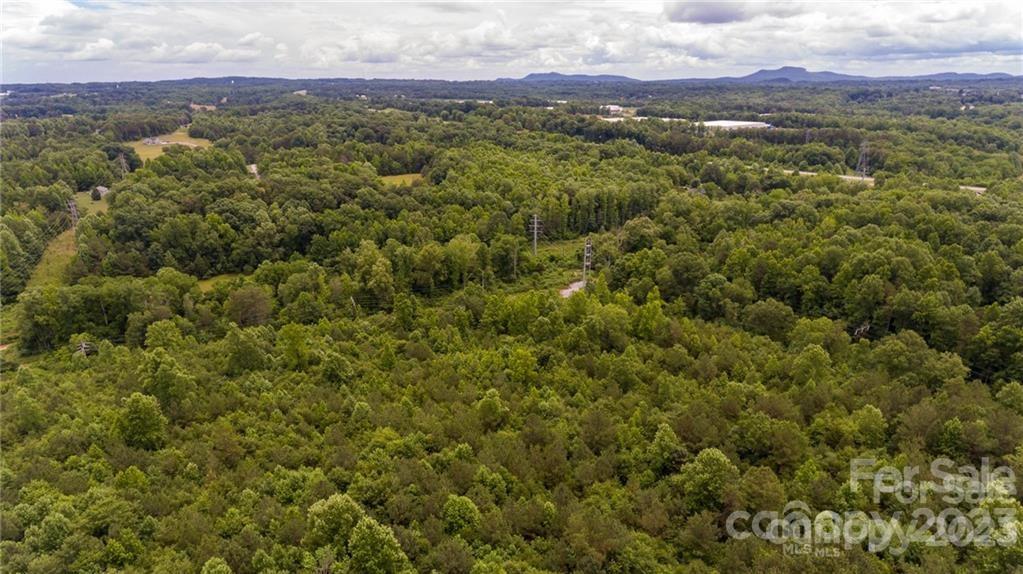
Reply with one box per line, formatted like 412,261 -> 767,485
2,78 -> 1023,573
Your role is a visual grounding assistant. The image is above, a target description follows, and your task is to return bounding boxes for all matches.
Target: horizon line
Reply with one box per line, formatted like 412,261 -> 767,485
4,68 -> 1021,87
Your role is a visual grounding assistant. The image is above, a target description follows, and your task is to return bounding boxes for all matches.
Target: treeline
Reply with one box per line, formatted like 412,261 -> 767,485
103,113 -> 184,141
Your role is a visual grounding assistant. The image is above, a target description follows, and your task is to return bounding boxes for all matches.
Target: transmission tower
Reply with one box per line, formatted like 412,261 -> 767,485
856,141 -> 869,179
529,214 -> 542,256
68,199 -> 80,227
117,153 -> 129,178
582,237 -> 592,285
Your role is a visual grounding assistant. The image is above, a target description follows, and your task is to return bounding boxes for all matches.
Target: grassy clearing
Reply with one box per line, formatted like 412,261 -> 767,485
130,127 -> 212,161
24,195 -> 109,291
79,192 -> 110,216
2,194 -> 113,354
1,302 -> 20,346
493,238 -> 586,295
25,228 -> 76,290
197,273 -> 242,292
380,173 -> 423,186
535,238 -> 580,262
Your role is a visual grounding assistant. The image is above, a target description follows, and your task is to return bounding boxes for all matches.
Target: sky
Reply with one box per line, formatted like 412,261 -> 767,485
2,1 -> 1021,84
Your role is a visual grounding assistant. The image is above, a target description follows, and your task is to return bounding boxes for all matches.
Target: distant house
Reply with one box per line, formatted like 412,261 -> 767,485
292,90 -> 308,96
94,186 -> 110,196
600,104 -> 623,116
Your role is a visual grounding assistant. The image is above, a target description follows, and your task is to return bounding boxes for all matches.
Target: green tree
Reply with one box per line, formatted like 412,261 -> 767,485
304,494 -> 365,554
443,494 -> 481,537
742,298 -> 797,342
225,285 -> 273,327
678,448 -> 740,514
347,517 -> 412,574
200,557 -> 233,574
116,392 -> 167,450
223,326 -> 268,375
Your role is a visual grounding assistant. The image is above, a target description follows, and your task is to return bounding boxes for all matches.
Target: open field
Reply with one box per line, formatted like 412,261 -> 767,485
130,126 -> 211,161
197,273 -> 243,292
80,192 -> 110,215
24,228 -> 76,290
380,173 -> 423,186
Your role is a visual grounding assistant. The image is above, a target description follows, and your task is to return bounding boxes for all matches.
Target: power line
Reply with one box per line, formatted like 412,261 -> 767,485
68,199 -> 80,227
856,141 -> 869,179
582,236 -> 592,285
1,212 -> 72,286
75,341 -> 97,356
528,214 -> 542,256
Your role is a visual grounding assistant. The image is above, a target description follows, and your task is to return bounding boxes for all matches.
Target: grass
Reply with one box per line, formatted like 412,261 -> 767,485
80,192 -> 110,216
535,238 -> 581,262
380,173 -> 423,186
3,194 -> 119,355
23,194 -> 110,291
1,301 -> 20,346
130,126 -> 212,161
491,238 -> 587,295
197,273 -> 242,292
25,228 -> 77,290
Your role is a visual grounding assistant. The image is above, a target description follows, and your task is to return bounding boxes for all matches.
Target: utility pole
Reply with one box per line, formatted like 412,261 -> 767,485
68,199 -> 79,227
529,214 -> 542,256
856,141 -> 869,179
117,153 -> 129,179
582,237 -> 592,285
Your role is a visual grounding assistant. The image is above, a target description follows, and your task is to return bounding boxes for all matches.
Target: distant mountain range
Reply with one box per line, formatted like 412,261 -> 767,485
502,66 -> 1018,84
735,66 -> 864,82
730,66 -> 1016,83
500,72 -> 642,83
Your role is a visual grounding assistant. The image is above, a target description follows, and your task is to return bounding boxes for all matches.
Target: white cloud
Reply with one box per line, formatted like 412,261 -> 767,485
663,1 -> 807,24
146,42 -> 260,64
239,32 -> 274,47
1,0 -> 1020,82
71,38 -> 115,61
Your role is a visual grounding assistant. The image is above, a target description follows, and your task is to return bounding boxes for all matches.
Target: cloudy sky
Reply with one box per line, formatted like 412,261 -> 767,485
2,1 -> 1021,83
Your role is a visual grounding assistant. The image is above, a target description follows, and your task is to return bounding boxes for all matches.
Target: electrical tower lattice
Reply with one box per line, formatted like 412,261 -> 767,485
856,142 -> 869,179
529,214 -> 542,256
582,237 -> 592,285
68,199 -> 80,227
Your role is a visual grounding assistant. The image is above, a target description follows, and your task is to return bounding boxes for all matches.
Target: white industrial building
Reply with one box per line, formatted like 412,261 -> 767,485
701,120 -> 772,130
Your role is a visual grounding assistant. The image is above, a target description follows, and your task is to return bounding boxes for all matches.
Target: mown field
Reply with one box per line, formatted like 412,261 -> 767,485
380,173 -> 423,186
130,126 -> 212,161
